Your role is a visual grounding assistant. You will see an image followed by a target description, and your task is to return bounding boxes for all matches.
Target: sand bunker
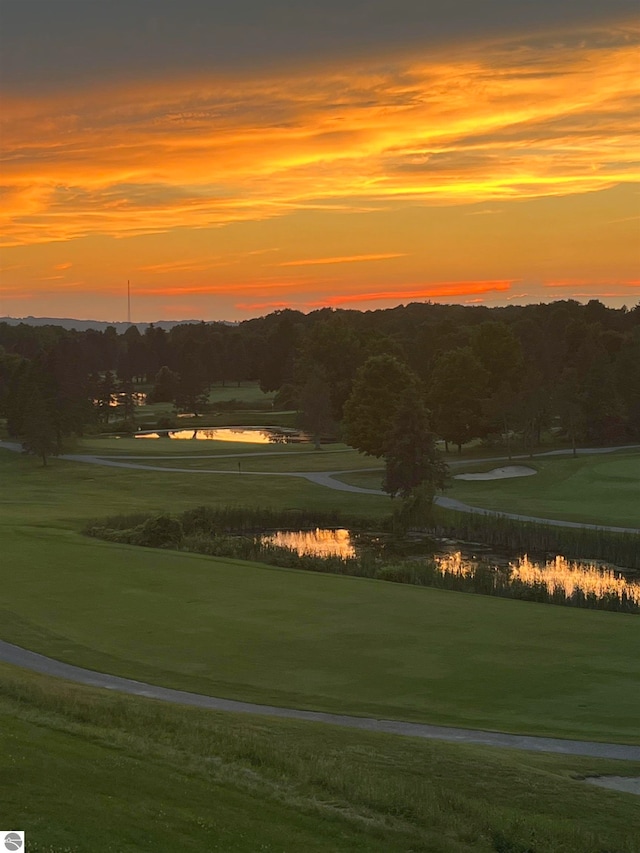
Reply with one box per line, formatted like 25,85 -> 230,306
454,466 -> 537,481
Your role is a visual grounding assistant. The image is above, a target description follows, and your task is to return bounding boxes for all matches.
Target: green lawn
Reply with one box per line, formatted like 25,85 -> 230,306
123,450 -> 376,472
1,450 -> 639,743
337,450 -> 640,528
206,381 -> 276,405
446,451 -> 640,527
335,469 -> 384,489
2,663 -> 639,853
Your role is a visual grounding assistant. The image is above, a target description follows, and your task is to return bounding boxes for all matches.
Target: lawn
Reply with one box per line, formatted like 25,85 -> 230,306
1,449 -> 639,743
337,449 -> 640,528
205,381 -> 276,405
119,450 -> 377,472
2,663 -> 639,853
446,450 -> 640,528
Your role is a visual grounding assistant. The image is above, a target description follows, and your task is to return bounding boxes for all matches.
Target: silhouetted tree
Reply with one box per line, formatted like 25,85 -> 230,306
343,355 -> 420,458
428,348 -> 489,452
297,370 -> 335,449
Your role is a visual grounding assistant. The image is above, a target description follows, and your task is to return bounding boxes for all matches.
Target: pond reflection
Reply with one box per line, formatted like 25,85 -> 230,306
434,551 -> 640,607
258,528 -> 640,609
135,427 -> 309,443
262,528 -> 356,558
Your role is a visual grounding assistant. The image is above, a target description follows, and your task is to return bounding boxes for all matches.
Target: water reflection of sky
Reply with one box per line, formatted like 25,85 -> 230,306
434,551 -> 640,606
135,427 -> 307,443
259,529 -> 640,606
262,529 -> 356,558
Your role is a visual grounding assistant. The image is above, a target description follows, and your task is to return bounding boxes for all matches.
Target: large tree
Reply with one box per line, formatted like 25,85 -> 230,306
383,396 -> 447,501
21,386 -> 60,466
428,348 -> 489,452
150,365 -> 180,404
297,370 -> 336,450
343,355 -> 420,458
295,313 -> 363,420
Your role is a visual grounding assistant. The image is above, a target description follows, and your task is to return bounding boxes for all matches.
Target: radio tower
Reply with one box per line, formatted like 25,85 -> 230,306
127,280 -> 131,324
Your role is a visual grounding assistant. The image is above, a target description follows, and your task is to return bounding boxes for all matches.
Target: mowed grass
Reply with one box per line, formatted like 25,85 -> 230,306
1,450 -> 639,743
446,451 -> 640,528
205,381 -> 276,405
337,450 -> 640,528
336,469 -> 384,489
2,663 -> 640,853
77,435 -> 348,457
121,450 -> 378,473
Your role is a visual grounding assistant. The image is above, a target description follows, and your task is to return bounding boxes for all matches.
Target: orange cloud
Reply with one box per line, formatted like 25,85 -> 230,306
309,280 -> 514,307
1,23 -> 638,248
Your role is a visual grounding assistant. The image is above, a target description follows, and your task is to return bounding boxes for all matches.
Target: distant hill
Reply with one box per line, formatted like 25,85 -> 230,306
0,316 -> 237,332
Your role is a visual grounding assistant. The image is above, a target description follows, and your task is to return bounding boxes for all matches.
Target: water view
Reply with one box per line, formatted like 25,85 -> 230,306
263,528 -> 356,558
135,427 -> 310,443
261,528 -> 640,609
433,551 -> 640,608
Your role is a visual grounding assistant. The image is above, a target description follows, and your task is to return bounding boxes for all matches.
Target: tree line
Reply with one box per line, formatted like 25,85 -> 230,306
1,299 -> 639,472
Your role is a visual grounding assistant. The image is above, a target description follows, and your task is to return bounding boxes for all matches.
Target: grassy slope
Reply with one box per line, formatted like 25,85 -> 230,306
2,663 -> 640,853
1,450 -> 639,742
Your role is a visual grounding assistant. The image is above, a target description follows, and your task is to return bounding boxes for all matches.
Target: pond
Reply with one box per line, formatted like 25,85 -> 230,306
260,528 -> 640,609
263,528 -> 356,558
135,427 -> 310,443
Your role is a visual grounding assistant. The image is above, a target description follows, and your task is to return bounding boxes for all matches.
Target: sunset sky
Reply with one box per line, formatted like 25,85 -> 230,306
1,1 -> 638,322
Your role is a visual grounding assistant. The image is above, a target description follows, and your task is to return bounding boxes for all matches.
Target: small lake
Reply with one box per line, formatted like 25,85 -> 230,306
135,427 -> 310,444
261,528 -> 640,609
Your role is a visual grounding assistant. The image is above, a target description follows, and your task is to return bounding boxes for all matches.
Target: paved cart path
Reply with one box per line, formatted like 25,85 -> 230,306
1,441 -> 639,532
1,638 -> 639,760
2,440 -> 639,757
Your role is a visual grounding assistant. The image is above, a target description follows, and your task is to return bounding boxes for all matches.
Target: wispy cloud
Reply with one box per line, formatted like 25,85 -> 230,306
309,280 -> 514,306
278,253 -> 406,267
1,22 -> 638,248
137,257 -> 231,274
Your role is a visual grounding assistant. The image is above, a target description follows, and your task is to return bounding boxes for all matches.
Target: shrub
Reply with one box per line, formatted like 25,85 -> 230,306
137,514 -> 184,548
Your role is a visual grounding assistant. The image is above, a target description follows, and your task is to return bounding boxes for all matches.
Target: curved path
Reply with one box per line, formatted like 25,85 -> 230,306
2,638 -> 639,760
2,440 -> 639,532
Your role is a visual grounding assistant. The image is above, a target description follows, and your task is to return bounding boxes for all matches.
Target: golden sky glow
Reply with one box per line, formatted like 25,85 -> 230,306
1,16 -> 639,320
